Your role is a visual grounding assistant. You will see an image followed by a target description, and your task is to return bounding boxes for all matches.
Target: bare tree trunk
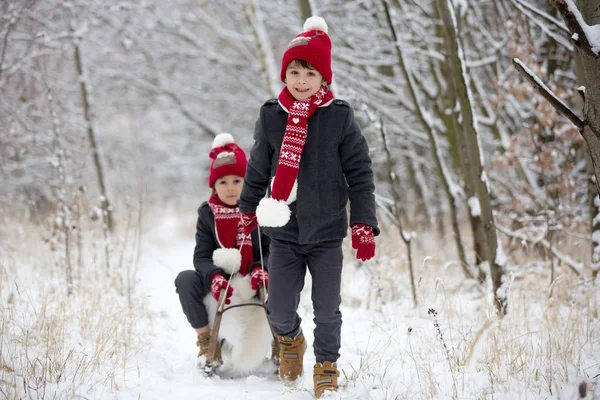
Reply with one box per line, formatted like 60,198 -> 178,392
574,4 -> 600,274
572,44 -> 600,278
374,113 -> 417,307
430,17 -> 488,281
553,0 -> 600,194
516,0 -> 600,280
409,145 -> 435,232
381,0 -> 472,279
47,85 -> 74,295
543,2 -> 561,77
73,35 -> 114,233
437,0 -> 506,311
576,0 -> 600,279
245,0 -> 280,98
448,96 -> 488,282
73,33 -> 112,274
297,0 -> 313,21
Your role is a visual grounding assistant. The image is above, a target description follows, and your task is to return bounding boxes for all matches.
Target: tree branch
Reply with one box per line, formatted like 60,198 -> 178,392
510,0 -> 570,35
512,57 -> 584,130
509,0 -> 573,50
496,223 -> 583,276
0,15 -> 14,81
554,0 -> 600,58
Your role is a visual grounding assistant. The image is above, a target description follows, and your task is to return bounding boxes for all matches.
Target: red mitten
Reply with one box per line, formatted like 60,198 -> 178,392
241,212 -> 258,236
211,274 -> 233,304
351,223 -> 376,261
250,267 -> 269,290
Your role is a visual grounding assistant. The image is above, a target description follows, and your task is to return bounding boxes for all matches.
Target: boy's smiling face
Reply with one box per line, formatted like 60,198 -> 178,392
284,60 -> 326,101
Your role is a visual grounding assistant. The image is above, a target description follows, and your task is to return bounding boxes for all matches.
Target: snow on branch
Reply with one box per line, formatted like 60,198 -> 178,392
510,0 -> 570,35
555,0 -> 600,57
512,57 -> 584,130
509,0 -> 573,50
496,224 -> 584,276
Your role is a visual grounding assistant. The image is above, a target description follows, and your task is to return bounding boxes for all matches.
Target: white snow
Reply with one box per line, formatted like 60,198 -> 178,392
565,0 -> 600,54
2,213 -> 599,400
494,240 -> 507,268
452,0 -> 469,18
467,195 -> 481,217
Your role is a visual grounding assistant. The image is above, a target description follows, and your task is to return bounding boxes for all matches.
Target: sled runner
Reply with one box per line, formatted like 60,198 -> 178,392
203,284 -> 280,376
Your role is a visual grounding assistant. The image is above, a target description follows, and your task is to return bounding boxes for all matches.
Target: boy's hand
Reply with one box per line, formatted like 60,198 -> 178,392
241,212 -> 258,235
211,273 -> 233,304
250,267 -> 268,290
351,223 -> 375,261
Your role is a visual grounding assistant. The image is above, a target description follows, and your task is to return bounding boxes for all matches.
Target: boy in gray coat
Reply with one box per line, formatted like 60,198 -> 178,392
239,16 -> 379,398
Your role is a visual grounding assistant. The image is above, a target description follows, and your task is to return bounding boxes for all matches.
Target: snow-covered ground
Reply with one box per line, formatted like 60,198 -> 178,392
1,211 -> 599,399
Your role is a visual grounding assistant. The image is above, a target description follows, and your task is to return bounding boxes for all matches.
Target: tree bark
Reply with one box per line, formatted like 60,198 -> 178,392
381,0 -> 471,279
557,0 -> 600,278
297,0 -> 313,21
245,0 -> 280,98
73,36 -> 113,232
378,117 -> 417,307
431,5 -> 488,280
573,41 -> 600,277
437,0 -> 506,311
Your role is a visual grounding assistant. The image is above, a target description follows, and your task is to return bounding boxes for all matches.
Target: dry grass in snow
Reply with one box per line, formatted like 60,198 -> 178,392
337,229 -> 600,399
0,212 -> 598,399
0,222 -> 150,400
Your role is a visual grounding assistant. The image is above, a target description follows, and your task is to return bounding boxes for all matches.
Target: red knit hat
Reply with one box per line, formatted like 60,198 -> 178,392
280,16 -> 332,85
208,133 -> 247,187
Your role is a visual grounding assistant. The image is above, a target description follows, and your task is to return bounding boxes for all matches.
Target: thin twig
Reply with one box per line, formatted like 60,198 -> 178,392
496,223 -> 583,276
464,317 -> 496,365
0,14 -> 15,81
510,0 -> 570,34
509,0 -> 572,50
512,58 -> 584,130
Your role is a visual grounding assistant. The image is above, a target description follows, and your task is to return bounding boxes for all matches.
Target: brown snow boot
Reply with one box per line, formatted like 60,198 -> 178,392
313,361 -> 339,398
278,332 -> 306,385
196,332 -> 221,364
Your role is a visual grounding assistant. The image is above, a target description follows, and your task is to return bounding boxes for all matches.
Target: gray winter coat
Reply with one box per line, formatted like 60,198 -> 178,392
239,98 -> 379,244
193,202 -> 270,294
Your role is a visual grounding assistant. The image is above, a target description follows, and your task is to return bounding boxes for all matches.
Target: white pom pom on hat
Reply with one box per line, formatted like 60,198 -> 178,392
303,16 -> 328,33
208,132 -> 247,187
212,133 -> 235,149
281,15 -> 333,84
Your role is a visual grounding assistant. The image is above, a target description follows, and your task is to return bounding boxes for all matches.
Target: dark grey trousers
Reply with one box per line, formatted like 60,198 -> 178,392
267,238 -> 343,364
175,270 -> 210,329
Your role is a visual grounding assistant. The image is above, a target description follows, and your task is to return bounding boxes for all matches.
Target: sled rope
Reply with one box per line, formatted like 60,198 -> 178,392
257,224 -> 268,301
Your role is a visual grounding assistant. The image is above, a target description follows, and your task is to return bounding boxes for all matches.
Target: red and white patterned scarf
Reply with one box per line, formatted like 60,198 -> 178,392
271,85 -> 334,202
208,194 -> 253,276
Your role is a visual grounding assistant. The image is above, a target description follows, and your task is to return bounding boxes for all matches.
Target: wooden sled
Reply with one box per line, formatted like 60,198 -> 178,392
203,284 -> 280,376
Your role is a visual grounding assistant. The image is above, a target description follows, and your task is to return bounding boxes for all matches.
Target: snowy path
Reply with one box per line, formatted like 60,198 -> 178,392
120,216 -> 397,400
113,215 -> 595,400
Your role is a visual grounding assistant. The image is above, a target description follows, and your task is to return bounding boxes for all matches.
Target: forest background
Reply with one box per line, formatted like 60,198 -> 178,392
1,0 -> 600,399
